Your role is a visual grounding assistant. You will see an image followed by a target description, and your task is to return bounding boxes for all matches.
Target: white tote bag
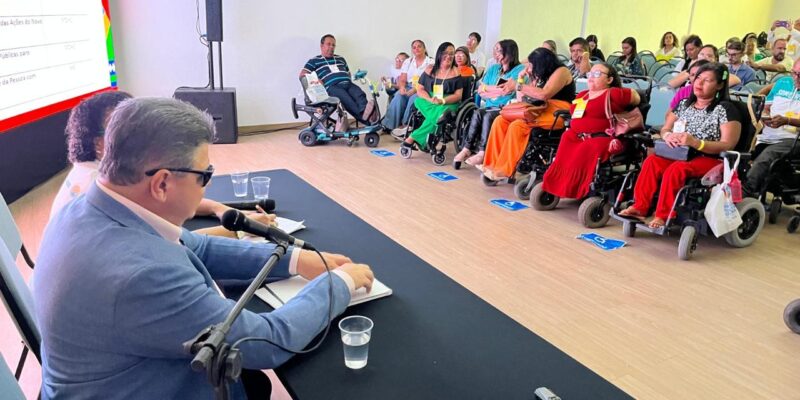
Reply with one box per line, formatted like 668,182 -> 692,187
704,152 -> 742,237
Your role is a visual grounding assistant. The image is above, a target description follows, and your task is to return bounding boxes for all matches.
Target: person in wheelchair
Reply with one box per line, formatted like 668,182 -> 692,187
454,39 -> 524,168
618,63 -> 742,228
300,34 -> 375,124
537,63 -> 640,200
479,47 -> 575,181
743,59 -> 800,200
400,42 -> 464,153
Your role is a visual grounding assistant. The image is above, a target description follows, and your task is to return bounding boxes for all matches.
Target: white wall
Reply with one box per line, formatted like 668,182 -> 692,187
110,0 -> 489,126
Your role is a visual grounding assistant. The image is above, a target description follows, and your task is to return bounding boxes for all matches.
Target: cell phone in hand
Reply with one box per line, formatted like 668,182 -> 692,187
778,20 -> 790,29
497,78 -> 508,85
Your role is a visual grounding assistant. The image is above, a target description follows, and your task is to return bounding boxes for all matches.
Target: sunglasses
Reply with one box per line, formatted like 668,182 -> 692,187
145,164 -> 215,187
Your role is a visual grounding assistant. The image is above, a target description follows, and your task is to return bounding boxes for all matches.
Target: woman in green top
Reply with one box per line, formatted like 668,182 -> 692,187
401,42 -> 464,151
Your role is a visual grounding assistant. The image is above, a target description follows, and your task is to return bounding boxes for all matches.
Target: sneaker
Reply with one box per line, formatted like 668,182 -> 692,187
391,127 -> 407,140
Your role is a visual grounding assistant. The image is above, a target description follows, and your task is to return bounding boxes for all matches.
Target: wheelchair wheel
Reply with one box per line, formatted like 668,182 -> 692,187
768,198 -> 782,224
578,196 -> 612,228
678,225 -> 697,261
299,129 -> 317,147
454,103 -> 476,152
400,145 -> 412,159
530,182 -> 560,211
432,151 -> 446,166
622,221 -> 636,238
513,174 -> 535,201
364,133 -> 379,148
788,216 -> 800,233
724,198 -> 766,248
481,174 -> 498,187
784,298 -> 800,334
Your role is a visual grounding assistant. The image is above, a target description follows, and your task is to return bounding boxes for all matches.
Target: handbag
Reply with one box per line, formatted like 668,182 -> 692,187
499,98 -> 548,123
653,139 -> 695,161
604,89 -> 644,136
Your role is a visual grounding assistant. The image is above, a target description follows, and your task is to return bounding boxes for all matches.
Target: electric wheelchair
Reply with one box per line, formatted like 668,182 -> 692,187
528,77 -> 654,228
760,130 -> 800,225
609,93 -> 766,260
291,70 -> 382,147
399,76 -> 477,165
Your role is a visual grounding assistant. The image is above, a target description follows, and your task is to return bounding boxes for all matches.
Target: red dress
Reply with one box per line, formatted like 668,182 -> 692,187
542,88 -> 632,199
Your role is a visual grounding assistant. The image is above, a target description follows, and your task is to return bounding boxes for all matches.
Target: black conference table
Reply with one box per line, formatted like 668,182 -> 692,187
191,169 -> 631,400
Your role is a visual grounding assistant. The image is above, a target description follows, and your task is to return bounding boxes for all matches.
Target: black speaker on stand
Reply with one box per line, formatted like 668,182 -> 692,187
174,0 -> 238,144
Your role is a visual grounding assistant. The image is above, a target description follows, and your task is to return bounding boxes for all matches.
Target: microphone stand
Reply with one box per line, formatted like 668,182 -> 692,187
183,242 -> 288,400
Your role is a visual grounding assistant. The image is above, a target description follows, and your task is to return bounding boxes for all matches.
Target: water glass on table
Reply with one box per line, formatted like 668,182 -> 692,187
230,172 -> 249,197
251,176 -> 271,200
339,315 -> 373,369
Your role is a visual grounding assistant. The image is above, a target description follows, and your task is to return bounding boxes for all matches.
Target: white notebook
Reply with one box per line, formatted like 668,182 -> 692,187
255,275 -> 392,309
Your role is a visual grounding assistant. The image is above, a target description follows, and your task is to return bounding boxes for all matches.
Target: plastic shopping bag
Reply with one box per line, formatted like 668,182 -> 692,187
704,153 -> 742,237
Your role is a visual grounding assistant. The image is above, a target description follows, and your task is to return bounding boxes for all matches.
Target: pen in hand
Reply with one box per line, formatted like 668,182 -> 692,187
254,204 -> 279,227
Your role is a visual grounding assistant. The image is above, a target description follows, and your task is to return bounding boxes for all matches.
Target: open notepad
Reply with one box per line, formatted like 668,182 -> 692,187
255,276 -> 392,309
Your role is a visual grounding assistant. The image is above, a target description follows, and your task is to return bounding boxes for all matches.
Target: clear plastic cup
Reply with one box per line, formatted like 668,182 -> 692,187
339,316 -> 373,369
230,172 -> 249,197
251,176 -> 271,200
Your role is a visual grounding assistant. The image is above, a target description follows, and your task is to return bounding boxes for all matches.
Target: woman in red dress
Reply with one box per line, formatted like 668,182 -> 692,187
539,63 -> 640,201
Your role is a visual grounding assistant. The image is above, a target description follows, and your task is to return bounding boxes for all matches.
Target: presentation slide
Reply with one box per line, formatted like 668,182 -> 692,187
0,0 -> 116,132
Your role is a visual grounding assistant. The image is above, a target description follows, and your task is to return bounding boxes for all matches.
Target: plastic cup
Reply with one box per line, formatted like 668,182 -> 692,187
339,316 -> 373,369
230,172 -> 249,197
251,176 -> 271,200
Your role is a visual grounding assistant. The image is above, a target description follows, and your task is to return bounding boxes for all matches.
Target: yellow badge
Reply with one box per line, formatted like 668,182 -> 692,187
572,97 -> 588,119
433,84 -> 444,100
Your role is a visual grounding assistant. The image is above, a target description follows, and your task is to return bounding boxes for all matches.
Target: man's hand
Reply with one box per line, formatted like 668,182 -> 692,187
296,250 -> 352,279
764,115 -> 789,128
246,210 -> 277,227
337,263 -> 374,292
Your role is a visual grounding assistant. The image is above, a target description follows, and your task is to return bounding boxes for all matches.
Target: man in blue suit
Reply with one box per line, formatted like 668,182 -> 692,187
33,97 -> 375,399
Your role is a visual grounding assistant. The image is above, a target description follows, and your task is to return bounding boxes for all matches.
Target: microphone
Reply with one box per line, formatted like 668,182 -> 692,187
221,209 -> 315,251
221,198 -> 276,212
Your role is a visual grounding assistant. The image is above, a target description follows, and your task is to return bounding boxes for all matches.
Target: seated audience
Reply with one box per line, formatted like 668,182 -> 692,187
481,47 -> 575,181
619,37 -> 645,76
619,63 -> 741,228
725,40 -> 756,90
768,18 -> 800,61
401,42 -> 464,151
540,63 -> 640,199
455,46 -> 477,78
300,34 -> 375,124
669,59 -> 710,110
743,32 -> 763,63
674,34 -> 703,72
34,96 -> 375,399
669,45 -> 740,88
656,31 -> 681,61
384,40 -> 433,136
383,52 -> 409,99
743,59 -> 800,197
467,32 -> 488,76
753,38 -> 794,81
542,40 -> 558,54
455,39 -> 524,167
49,91 -> 268,238
566,37 -> 591,79
587,34 -> 605,61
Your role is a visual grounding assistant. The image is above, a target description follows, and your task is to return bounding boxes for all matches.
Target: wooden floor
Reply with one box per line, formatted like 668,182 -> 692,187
5,129 -> 800,399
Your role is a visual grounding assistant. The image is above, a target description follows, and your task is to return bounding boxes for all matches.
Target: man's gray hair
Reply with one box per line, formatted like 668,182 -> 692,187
99,97 -> 216,185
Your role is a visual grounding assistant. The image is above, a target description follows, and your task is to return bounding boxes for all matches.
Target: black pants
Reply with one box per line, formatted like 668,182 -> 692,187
241,369 -> 272,399
463,108 -> 500,152
744,138 -> 800,197
327,81 -> 368,123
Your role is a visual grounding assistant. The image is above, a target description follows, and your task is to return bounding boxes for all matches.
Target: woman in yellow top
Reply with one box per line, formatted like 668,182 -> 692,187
656,31 -> 681,61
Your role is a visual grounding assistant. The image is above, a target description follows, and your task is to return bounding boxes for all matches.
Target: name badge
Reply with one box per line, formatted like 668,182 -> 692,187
328,64 -> 340,73
572,97 -> 588,119
433,84 -> 444,100
411,75 -> 420,86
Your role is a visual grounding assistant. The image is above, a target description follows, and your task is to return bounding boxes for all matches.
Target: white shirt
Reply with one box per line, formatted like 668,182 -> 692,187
757,55 -> 795,81
50,161 -> 100,221
401,56 -> 433,87
769,28 -> 800,61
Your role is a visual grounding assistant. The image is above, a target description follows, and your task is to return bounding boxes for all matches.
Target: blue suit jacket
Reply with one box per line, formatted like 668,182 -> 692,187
33,183 -> 351,399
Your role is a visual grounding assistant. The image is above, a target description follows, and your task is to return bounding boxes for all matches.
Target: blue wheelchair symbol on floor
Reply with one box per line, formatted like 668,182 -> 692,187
490,199 -> 529,211
370,149 -> 396,157
427,172 -> 458,181
576,232 -> 627,251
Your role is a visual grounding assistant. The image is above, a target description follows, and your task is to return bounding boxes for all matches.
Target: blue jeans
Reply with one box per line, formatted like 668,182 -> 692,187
382,91 -> 418,129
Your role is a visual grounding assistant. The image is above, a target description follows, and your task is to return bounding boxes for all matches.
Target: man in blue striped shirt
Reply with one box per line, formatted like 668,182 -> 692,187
300,34 -> 373,124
